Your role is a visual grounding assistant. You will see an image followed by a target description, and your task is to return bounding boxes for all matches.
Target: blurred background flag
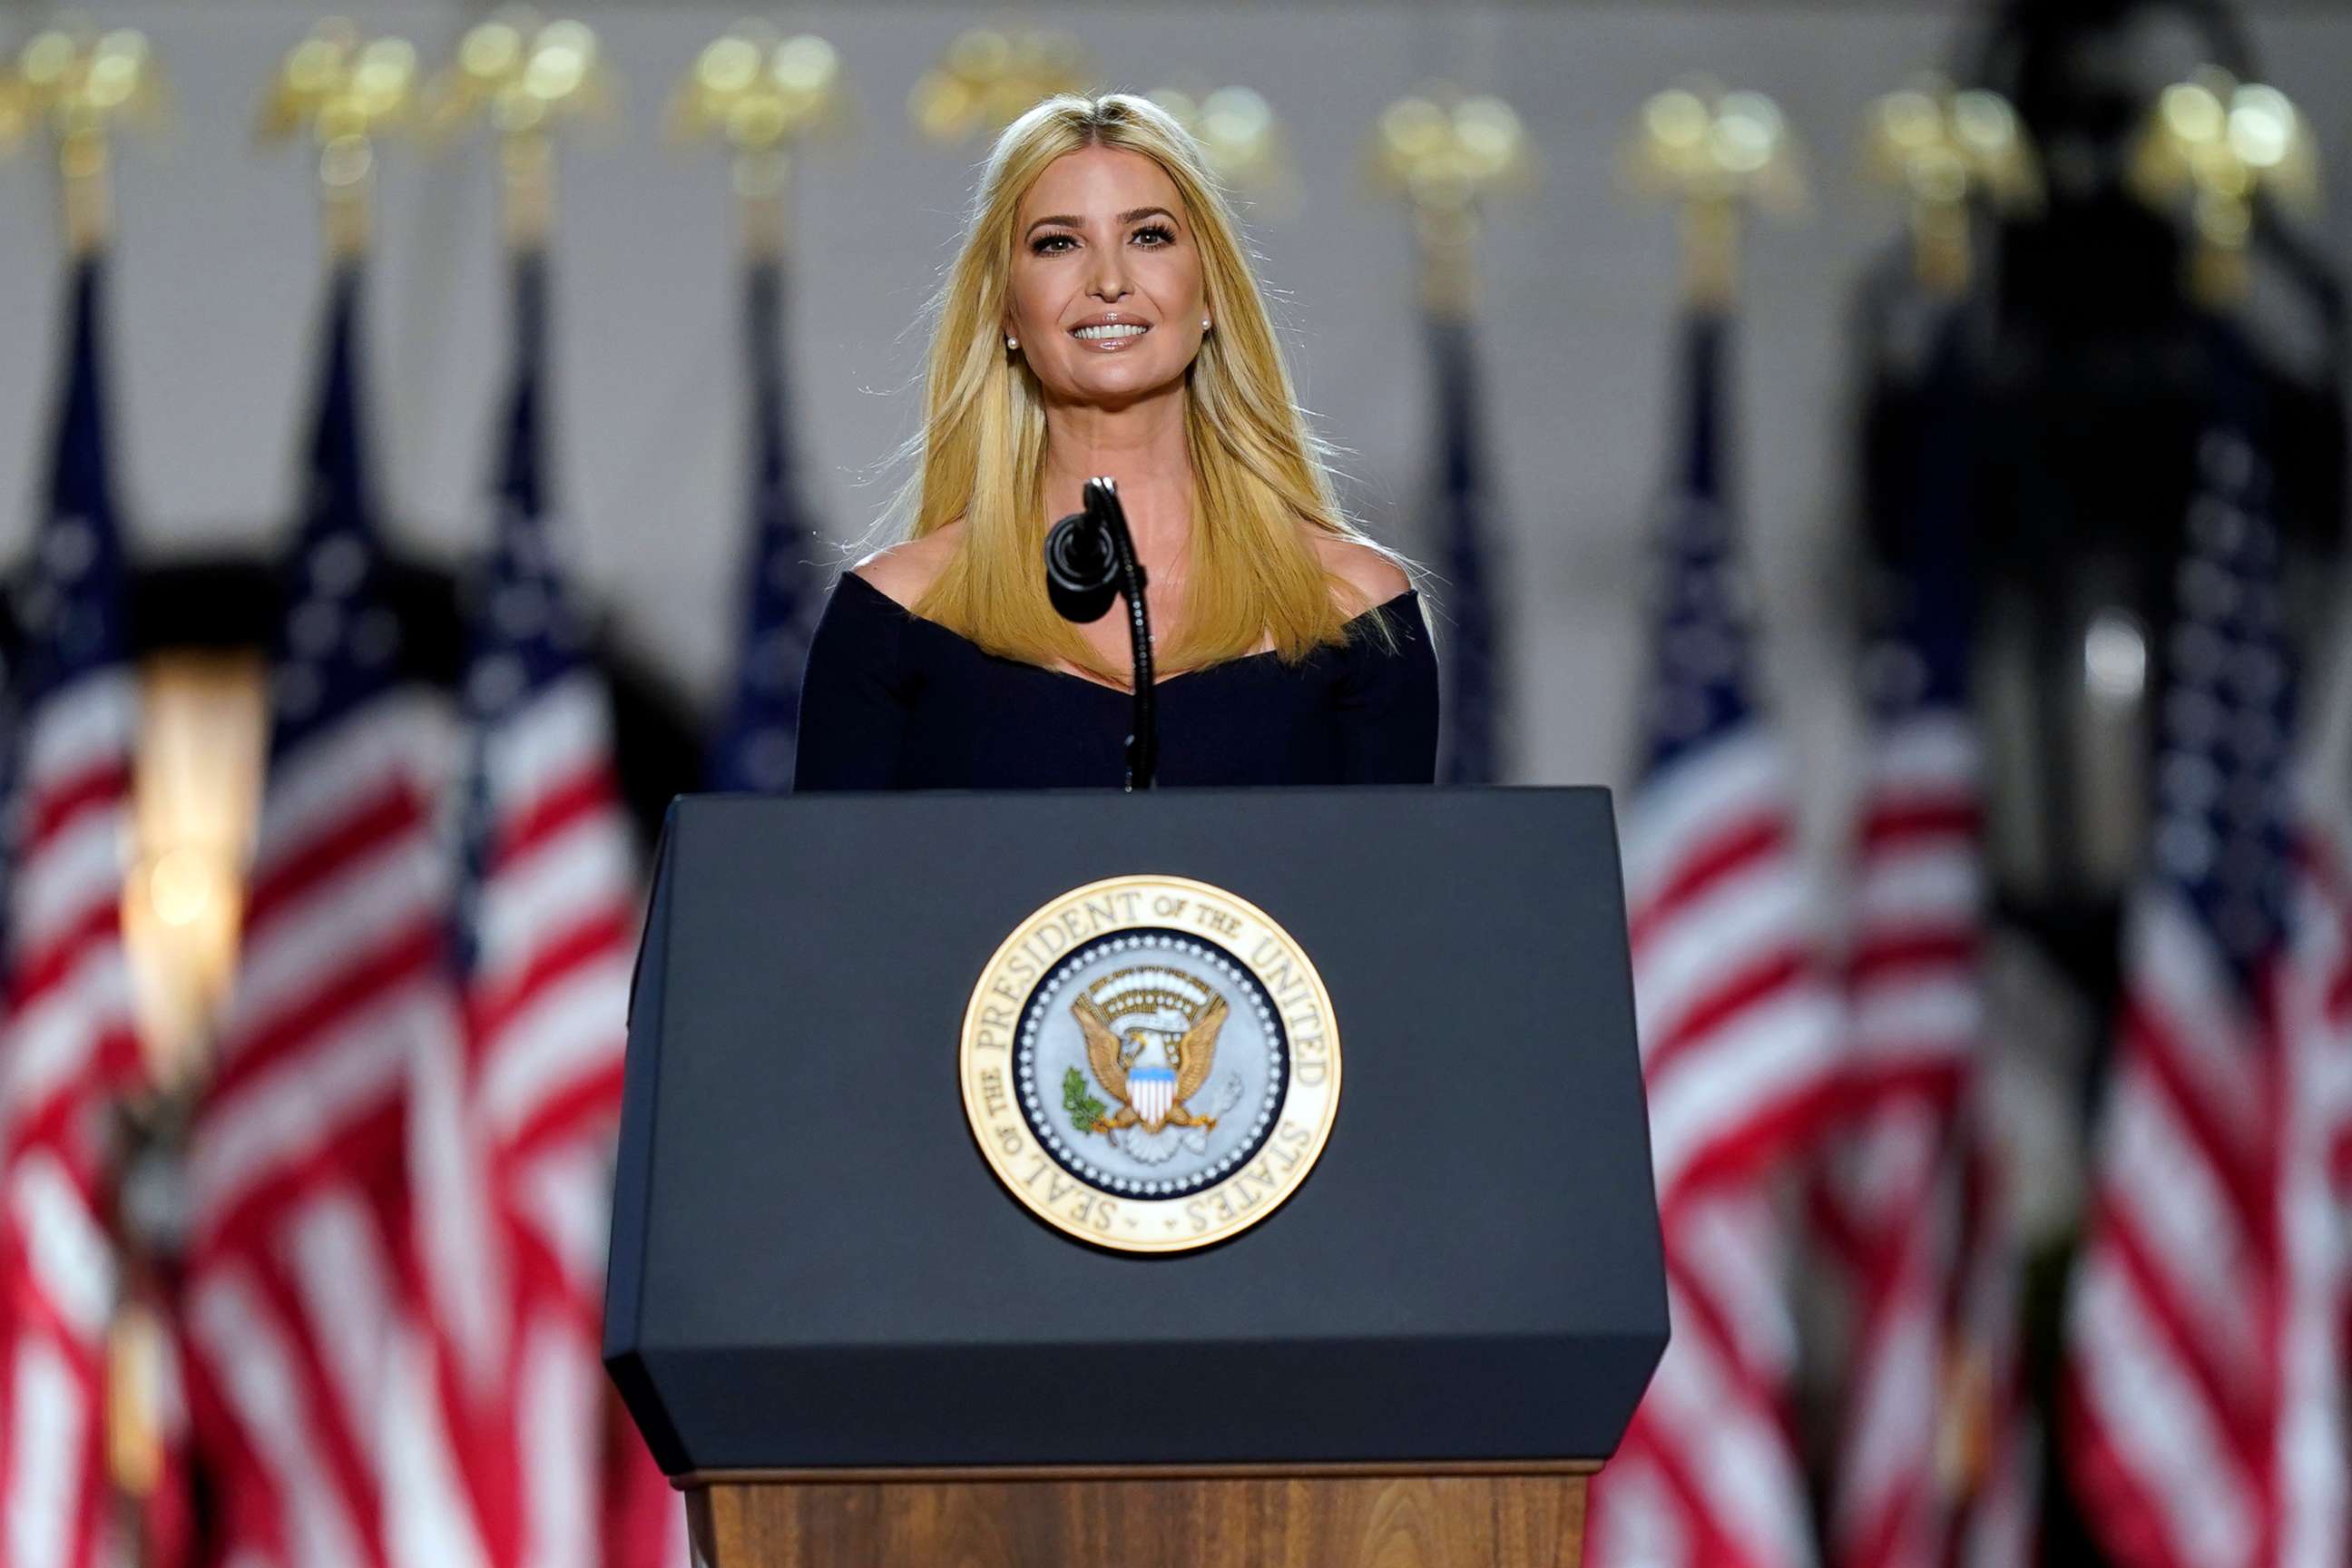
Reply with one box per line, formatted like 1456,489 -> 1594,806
707,246 -> 819,793
1810,83 -> 2047,1568
0,8 -> 2344,1561
1814,321 -> 1975,1568
1942,1105 -> 2039,1568
181,259 -> 463,1567
0,251 -> 143,1568
451,242 -> 641,1568
1584,299 -> 1840,1568
1372,90 -> 1531,786
2059,317 -> 2320,1568
1808,305 -> 2034,1568
2278,780 -> 2352,1568
422,15 -> 652,1553
1426,316 -> 1502,786
675,24 -> 845,798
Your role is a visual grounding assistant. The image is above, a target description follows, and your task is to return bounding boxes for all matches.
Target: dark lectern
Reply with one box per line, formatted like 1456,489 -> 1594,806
605,789 -> 1665,1568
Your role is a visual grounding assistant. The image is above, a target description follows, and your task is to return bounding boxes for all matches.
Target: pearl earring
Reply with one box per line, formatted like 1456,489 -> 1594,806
1201,318 -> 1211,331
1006,334 -> 1019,351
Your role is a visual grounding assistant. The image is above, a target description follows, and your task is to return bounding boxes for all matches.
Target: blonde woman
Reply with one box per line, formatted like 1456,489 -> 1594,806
795,93 -> 1436,789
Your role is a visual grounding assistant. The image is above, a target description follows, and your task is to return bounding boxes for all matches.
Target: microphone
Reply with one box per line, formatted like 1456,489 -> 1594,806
1044,498 -> 1121,623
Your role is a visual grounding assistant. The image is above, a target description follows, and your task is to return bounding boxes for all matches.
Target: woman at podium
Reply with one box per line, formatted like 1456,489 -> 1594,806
793,93 -> 1438,790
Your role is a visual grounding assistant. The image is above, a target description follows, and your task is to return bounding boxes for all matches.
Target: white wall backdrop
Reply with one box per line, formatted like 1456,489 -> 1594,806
1,0 -> 2348,822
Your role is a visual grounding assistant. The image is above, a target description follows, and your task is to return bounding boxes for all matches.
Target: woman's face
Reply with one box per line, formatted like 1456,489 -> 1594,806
1004,146 -> 1209,410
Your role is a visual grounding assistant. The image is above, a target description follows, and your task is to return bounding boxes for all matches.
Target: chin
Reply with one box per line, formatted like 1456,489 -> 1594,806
1051,353 -> 1191,410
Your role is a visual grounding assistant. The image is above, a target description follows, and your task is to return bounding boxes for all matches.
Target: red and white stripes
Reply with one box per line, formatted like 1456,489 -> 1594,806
1621,730 -> 1842,1202
2272,826 -> 2352,1568
0,664 -> 141,1568
2064,885 -> 2286,1568
1811,704 -> 2014,1568
1588,724 -> 1840,1568
466,673 -> 634,1171
1593,1184 -> 1818,1568
457,666 -> 639,1568
183,695 -> 462,1568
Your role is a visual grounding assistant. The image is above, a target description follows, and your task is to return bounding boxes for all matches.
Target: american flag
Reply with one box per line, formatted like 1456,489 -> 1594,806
1944,1105 -> 2039,1568
709,256 -> 821,794
2277,810 -> 2352,1568
1810,315 -> 2034,1568
1585,311 -> 1840,1568
450,249 -> 642,1568
0,256 -> 143,1568
2061,320 -> 2342,1568
181,261 -> 466,1567
1428,317 -> 1505,786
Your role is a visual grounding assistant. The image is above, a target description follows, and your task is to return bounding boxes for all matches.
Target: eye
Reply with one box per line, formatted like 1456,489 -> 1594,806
1132,223 -> 1175,247
1029,232 -> 1077,255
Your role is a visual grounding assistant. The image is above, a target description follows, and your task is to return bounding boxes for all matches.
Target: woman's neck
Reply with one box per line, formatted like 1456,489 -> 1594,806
1040,389 -> 1194,564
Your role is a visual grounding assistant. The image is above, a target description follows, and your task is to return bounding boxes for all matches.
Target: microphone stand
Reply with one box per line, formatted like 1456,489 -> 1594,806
1043,477 -> 1158,790
1089,479 -> 1157,791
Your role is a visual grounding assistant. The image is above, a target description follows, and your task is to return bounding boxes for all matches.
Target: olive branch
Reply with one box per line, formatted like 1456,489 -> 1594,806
1062,1066 -> 1108,1134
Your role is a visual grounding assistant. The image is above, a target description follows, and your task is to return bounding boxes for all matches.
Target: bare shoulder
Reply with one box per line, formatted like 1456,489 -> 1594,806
851,521 -> 964,609
1310,532 -> 1414,613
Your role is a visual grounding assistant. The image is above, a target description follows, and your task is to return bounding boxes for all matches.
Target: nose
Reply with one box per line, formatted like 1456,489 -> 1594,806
1086,246 -> 1132,302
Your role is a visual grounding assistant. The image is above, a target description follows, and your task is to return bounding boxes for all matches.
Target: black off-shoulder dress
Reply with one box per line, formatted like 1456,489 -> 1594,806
792,573 -> 1439,790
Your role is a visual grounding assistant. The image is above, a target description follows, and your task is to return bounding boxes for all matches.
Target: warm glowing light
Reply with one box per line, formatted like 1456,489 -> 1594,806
145,848 -> 221,928
122,653 -> 267,1089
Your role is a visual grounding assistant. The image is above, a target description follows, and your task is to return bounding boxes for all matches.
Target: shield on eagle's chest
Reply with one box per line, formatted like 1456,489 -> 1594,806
1130,1063 -> 1177,1129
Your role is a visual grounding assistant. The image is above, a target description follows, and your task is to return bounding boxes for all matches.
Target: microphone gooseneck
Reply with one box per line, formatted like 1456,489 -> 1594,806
1041,477 -> 1157,790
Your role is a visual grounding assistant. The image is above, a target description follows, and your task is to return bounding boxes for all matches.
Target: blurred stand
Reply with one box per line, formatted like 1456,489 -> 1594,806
1852,0 -> 2345,1034
1844,5 -> 2346,1563
1847,1 -> 2345,1257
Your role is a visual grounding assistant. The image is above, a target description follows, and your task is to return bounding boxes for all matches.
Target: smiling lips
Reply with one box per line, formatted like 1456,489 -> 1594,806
1070,318 -> 1152,349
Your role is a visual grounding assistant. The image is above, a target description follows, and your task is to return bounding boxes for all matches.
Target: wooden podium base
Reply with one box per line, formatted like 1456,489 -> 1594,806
681,1464 -> 1592,1568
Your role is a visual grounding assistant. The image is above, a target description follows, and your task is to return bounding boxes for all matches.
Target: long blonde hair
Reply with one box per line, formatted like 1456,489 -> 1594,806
898,93 -> 1398,679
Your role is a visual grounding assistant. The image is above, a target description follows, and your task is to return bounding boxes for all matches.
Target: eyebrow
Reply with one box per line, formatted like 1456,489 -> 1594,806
1024,206 -> 1180,238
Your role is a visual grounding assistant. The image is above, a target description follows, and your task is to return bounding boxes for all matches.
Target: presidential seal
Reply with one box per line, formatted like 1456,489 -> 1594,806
960,875 -> 1340,1253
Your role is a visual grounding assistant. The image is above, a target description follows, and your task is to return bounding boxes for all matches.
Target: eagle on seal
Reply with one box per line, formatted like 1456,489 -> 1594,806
1072,992 -> 1227,1134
